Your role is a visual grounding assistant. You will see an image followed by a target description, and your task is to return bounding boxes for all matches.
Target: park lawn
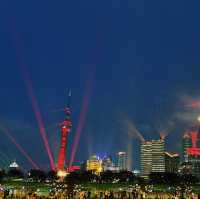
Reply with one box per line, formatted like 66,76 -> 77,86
1,180 -> 50,194
83,182 -> 136,191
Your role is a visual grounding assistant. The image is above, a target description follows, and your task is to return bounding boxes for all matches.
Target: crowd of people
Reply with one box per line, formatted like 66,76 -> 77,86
0,187 -> 199,199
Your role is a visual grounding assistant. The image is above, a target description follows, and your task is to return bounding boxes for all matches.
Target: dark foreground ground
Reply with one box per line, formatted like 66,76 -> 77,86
0,181 -> 200,198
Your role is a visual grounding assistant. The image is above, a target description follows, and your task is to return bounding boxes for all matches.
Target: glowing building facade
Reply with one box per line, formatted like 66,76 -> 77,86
140,139 -> 165,179
140,141 -> 152,179
86,155 -> 103,173
152,139 -> 165,173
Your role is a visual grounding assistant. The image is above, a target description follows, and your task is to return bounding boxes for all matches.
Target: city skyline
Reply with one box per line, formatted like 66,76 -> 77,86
0,120 -> 199,171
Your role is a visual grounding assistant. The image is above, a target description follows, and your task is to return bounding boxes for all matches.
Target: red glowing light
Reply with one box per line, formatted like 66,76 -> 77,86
57,98 -> 72,170
57,127 -> 70,170
191,131 -> 198,148
69,165 -> 80,172
0,125 -> 39,169
186,100 -> 200,109
187,148 -> 200,155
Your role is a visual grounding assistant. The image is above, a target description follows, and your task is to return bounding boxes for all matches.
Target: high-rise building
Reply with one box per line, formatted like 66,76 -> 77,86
140,139 -> 165,179
197,125 -> 200,147
117,152 -> 127,171
102,156 -> 119,172
182,133 -> 192,162
165,152 -> 180,173
188,154 -> 200,178
182,126 -> 200,179
140,141 -> 152,179
152,139 -> 165,173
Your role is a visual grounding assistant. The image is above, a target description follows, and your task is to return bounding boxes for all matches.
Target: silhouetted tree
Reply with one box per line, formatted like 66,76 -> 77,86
180,174 -> 199,185
7,168 -> 24,179
0,169 -> 5,181
136,176 -> 146,185
65,173 -> 76,198
100,171 -> 114,183
117,171 -> 135,182
149,172 -> 180,185
64,171 -> 98,184
46,170 -> 58,181
28,169 -> 46,182
149,172 -> 199,185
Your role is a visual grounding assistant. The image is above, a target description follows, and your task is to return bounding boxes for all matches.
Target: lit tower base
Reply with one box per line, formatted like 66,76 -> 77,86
57,92 -> 72,180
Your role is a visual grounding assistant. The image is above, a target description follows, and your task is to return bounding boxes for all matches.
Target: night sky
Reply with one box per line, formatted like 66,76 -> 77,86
1,0 -> 200,170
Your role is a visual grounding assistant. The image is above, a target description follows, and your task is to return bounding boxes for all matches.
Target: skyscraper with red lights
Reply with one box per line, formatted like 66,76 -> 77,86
182,125 -> 200,178
57,92 -> 72,171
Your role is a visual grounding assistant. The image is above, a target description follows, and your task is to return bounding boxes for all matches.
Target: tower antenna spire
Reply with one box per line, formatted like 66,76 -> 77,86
67,89 -> 71,108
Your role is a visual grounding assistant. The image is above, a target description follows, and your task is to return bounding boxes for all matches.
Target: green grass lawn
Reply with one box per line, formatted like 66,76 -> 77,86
1,180 -> 50,195
83,182 -> 132,190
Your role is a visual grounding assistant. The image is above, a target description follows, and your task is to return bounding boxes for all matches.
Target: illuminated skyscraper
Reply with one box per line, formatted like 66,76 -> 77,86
188,153 -> 200,178
117,152 -> 127,171
140,141 -> 152,179
152,139 -> 165,173
140,139 -> 165,179
182,126 -> 200,178
182,132 -> 192,162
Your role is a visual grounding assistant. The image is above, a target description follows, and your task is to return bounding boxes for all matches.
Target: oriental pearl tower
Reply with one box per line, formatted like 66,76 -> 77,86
57,91 -> 72,178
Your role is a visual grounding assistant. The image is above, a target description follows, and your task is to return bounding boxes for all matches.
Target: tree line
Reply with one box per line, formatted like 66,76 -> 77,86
0,168 -> 198,186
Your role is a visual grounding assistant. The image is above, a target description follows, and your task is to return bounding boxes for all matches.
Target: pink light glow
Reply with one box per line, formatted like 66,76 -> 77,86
185,99 -> 200,109
11,28 -> 55,170
20,66 -> 55,170
0,125 -> 39,169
